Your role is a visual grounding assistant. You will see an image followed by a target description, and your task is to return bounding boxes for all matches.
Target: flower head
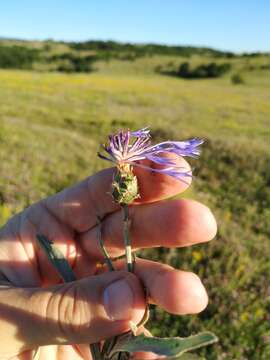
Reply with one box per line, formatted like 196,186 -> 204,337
98,127 -> 203,182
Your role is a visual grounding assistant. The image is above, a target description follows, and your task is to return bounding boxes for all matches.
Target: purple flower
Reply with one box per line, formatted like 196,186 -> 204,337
98,128 -> 203,181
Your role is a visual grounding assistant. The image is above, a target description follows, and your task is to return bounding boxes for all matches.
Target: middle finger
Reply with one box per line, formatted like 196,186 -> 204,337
79,199 -> 217,259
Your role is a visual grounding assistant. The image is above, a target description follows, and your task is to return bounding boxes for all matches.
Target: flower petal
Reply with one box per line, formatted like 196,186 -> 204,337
131,127 -> 151,138
128,161 -> 192,184
99,128 -> 203,184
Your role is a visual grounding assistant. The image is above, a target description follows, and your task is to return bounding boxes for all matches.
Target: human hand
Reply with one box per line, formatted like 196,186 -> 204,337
0,157 -> 217,360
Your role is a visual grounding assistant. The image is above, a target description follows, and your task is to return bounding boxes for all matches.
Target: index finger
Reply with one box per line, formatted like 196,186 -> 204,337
44,157 -> 191,233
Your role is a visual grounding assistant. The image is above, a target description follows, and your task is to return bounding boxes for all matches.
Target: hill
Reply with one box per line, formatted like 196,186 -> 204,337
0,39 -> 270,359
0,38 -> 269,74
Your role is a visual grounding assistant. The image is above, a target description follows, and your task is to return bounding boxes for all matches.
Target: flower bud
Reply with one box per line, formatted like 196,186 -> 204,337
112,168 -> 139,205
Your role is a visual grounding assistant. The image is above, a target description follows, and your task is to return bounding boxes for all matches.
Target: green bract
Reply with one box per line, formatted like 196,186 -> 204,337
111,169 -> 139,205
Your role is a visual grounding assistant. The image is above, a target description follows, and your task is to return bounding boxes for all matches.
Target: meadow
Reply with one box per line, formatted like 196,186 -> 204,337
0,48 -> 269,359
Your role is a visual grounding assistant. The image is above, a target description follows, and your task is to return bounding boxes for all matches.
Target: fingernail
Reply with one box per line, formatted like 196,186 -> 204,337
103,279 -> 134,320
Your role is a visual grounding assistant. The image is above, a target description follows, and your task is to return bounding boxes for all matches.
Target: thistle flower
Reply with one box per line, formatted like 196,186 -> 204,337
98,127 -> 203,182
98,127 -> 204,275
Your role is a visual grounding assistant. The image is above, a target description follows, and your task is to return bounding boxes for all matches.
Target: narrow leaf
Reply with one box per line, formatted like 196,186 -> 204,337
110,332 -> 218,358
174,354 -> 205,360
36,234 -> 76,282
36,234 -> 102,360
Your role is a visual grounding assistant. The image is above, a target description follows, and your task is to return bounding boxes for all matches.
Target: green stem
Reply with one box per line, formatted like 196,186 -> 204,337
122,205 -> 134,273
96,217 -> 118,359
90,343 -> 102,360
97,216 -> 115,271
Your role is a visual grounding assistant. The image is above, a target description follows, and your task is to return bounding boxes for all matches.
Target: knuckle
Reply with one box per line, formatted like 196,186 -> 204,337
47,283 -> 91,342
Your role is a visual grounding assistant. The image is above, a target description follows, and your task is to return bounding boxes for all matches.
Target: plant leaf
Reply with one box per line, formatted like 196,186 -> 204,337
173,354 -> 205,360
36,234 -> 76,282
36,234 -> 102,360
110,332 -> 217,358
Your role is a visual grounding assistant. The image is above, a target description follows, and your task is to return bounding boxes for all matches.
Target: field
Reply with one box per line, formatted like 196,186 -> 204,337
0,52 -> 270,359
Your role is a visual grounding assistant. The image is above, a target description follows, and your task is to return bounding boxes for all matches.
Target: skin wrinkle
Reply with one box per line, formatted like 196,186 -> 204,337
52,283 -> 74,344
114,273 -> 144,323
67,282 -> 92,338
62,284 -> 81,341
72,283 -> 91,336
60,286 -> 71,342
28,288 -> 49,346
44,288 -> 61,345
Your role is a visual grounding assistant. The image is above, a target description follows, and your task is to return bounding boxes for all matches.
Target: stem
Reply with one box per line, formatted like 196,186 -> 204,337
96,217 -> 118,358
90,343 -> 102,360
97,216 -> 115,271
122,205 -> 134,273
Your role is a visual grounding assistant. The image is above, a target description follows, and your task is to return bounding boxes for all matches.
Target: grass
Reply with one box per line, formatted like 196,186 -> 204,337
0,59 -> 270,359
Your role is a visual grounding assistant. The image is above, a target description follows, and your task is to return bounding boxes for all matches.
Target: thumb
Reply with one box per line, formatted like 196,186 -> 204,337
0,271 -> 146,355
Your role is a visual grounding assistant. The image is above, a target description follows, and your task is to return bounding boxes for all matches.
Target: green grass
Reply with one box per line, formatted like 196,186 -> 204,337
0,61 -> 270,359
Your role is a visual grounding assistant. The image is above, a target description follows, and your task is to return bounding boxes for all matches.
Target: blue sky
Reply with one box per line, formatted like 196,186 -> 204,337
0,0 -> 269,52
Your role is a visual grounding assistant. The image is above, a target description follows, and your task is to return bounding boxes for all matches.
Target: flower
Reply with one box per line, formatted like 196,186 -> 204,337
98,127 -> 203,182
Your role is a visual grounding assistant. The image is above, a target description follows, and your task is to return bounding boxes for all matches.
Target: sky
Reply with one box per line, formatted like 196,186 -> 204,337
0,0 -> 269,53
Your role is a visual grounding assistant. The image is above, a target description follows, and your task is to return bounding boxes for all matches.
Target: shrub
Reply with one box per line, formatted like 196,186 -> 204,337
0,45 -> 39,69
48,53 -> 97,73
178,62 -> 190,77
231,73 -> 245,84
177,61 -> 231,79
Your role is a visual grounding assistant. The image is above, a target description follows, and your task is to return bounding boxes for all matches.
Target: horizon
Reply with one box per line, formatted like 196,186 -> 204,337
0,1 -> 269,53
1,36 -> 268,55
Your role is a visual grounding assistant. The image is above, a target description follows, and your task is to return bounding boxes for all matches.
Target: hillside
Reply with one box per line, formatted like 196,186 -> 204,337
0,38 -> 270,74
0,40 -> 270,359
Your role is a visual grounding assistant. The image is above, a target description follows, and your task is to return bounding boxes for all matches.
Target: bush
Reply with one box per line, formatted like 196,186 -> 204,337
178,62 -> 190,77
0,45 -> 39,69
48,53 -> 97,73
177,61 -> 231,79
231,73 -> 245,84
69,40 -> 230,57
